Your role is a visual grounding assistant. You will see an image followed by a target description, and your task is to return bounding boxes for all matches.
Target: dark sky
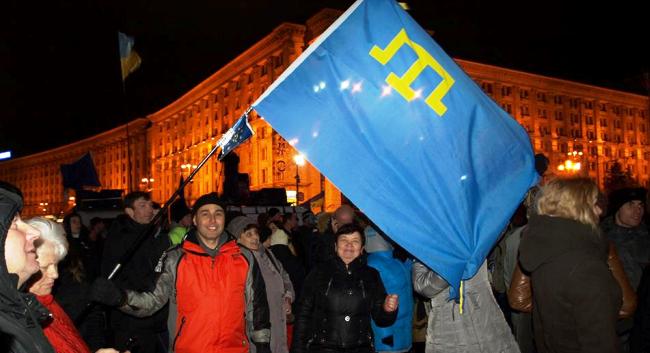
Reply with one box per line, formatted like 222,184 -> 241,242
2,0 -> 648,157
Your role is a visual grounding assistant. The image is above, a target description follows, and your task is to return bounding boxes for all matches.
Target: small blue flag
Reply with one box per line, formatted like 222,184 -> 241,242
253,0 -> 538,298
60,152 -> 101,189
217,112 -> 255,160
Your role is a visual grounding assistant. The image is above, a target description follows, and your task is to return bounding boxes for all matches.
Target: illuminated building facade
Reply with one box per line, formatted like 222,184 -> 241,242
0,119 -> 149,216
1,9 -> 648,217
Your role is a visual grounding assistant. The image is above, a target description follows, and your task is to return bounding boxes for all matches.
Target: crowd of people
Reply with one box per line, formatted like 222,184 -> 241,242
3,161 -> 650,353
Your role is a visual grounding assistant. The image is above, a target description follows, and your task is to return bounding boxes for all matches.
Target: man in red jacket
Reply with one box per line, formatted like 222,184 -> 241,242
91,193 -> 271,353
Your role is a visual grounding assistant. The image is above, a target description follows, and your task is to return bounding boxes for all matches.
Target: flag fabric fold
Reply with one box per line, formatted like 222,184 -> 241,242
119,32 -> 142,80
60,152 -> 101,189
253,0 -> 538,298
217,112 -> 255,160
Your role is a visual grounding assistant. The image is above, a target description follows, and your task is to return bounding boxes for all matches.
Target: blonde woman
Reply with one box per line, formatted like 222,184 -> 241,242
519,178 -> 622,353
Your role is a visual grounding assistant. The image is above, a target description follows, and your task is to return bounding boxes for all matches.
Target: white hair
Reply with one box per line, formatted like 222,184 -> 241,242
26,217 -> 68,261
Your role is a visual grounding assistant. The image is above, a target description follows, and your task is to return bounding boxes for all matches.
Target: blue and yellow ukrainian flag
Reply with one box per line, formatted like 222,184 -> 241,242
118,32 -> 142,80
253,0 -> 538,298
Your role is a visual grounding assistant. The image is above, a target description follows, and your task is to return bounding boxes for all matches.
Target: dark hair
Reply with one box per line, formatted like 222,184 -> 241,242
124,191 -> 151,209
267,207 -> 281,218
63,212 -> 87,238
334,223 -> 366,246
0,180 -> 23,199
244,223 -> 259,233
90,217 -> 104,228
259,226 -> 272,244
282,213 -> 296,224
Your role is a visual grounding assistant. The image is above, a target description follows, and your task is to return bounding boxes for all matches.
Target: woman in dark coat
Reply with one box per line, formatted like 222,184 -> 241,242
519,177 -> 622,353
292,223 -> 398,353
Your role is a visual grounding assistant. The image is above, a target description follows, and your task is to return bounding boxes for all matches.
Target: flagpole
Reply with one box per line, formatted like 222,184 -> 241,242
76,137 -> 223,325
76,108 -> 253,324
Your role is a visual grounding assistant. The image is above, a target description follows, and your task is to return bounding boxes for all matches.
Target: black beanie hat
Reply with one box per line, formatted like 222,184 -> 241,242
608,187 -> 647,215
192,192 -> 225,216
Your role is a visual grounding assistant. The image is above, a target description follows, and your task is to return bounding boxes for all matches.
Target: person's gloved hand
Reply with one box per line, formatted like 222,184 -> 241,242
89,277 -> 126,307
254,342 -> 271,353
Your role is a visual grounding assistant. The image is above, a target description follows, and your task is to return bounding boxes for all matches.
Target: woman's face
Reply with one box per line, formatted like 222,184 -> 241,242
69,216 -> 81,234
335,231 -> 364,265
238,228 -> 260,251
29,242 -> 60,296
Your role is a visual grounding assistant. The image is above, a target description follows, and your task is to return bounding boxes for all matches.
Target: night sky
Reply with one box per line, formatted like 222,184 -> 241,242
2,0 -> 648,158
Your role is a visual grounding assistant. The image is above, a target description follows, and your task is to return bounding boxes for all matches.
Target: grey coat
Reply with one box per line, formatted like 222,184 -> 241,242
253,247 -> 295,353
412,261 -> 520,353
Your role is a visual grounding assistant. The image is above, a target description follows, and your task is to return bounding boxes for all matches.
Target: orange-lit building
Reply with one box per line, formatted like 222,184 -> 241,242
1,9 -> 648,217
0,119 -> 149,217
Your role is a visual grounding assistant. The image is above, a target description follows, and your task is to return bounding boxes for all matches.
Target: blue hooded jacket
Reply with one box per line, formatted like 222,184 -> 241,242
365,226 -> 413,353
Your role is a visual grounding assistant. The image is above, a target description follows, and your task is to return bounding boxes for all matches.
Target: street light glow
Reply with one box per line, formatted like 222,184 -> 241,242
293,153 -> 306,166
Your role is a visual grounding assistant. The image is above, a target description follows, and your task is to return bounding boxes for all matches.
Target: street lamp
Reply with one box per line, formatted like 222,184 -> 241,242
557,150 -> 583,173
180,163 -> 198,182
140,177 -> 155,192
293,153 -> 306,206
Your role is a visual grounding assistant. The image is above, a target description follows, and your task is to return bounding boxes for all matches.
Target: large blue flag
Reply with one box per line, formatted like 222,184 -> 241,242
253,0 -> 537,298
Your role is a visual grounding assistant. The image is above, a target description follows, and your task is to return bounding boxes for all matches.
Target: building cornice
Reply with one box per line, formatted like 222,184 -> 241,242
457,59 -> 648,106
148,23 -> 306,123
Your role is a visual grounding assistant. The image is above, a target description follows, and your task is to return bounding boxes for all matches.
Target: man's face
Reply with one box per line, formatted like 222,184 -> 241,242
616,200 -> 644,228
5,214 -> 41,287
126,197 -> 154,224
193,204 -> 225,247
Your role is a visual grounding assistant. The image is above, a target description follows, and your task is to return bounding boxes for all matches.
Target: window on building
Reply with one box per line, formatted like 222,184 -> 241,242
274,56 -> 283,68
554,111 -> 564,121
520,105 -> 530,116
261,65 -> 268,76
538,109 -> 547,118
554,95 -> 563,105
628,123 -> 635,131
600,103 -> 607,112
536,92 -> 546,102
501,86 -> 512,97
614,120 -> 622,129
560,143 -> 568,153
520,89 -> 529,100
600,118 -> 608,127
262,168 -> 267,183
481,82 -> 493,94
590,146 -> 597,156
587,131 -> 595,140
585,116 -> 593,125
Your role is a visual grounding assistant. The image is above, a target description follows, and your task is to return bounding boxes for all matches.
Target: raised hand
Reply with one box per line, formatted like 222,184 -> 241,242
383,294 -> 399,312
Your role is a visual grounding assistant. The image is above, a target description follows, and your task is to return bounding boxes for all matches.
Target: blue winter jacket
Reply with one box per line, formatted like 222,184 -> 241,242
367,251 -> 414,353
